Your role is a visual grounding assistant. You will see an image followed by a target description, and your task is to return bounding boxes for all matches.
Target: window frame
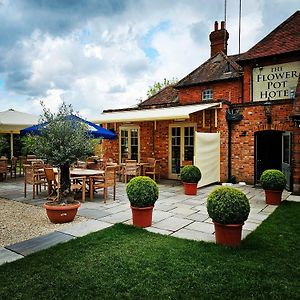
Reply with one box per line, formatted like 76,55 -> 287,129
202,89 -> 213,101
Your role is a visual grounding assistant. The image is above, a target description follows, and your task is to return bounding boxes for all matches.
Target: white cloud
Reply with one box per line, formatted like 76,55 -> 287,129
0,0 -> 299,119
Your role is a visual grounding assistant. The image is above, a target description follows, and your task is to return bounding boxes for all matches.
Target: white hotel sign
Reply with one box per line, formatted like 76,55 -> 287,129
253,61 -> 300,101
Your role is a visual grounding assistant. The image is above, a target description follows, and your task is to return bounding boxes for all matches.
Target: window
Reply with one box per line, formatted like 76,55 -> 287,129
202,89 -> 213,101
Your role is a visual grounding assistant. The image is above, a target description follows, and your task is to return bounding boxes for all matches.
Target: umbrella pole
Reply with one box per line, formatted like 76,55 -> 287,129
10,132 -> 13,159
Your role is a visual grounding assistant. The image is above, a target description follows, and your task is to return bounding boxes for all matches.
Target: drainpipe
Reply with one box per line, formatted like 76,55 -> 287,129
226,108 -> 243,182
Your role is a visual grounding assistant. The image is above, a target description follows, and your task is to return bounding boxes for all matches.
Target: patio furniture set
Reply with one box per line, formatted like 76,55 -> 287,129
3,155 -> 161,203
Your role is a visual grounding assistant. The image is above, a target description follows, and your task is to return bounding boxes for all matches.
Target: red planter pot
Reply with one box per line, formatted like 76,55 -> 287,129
213,221 -> 244,247
264,189 -> 283,205
44,201 -> 81,224
131,206 -> 154,228
183,182 -> 198,195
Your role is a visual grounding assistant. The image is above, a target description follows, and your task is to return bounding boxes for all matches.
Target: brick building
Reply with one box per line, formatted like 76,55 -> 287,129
97,11 -> 300,193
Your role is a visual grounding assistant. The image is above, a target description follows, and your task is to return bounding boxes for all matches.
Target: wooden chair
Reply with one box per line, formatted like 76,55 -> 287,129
124,160 -> 139,183
75,160 -> 87,169
7,156 -> 18,179
24,163 -> 47,198
0,159 -> 8,181
89,165 -> 116,203
144,158 -> 160,181
44,167 -> 59,200
71,176 -> 86,202
18,156 -> 27,176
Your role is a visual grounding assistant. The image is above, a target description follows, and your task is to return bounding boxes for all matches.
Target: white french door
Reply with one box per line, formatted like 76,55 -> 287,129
168,124 -> 195,179
119,127 -> 139,162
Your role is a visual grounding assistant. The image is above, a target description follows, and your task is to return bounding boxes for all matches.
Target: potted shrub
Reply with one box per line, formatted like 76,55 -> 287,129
126,176 -> 159,228
207,186 -> 250,247
260,169 -> 287,205
180,165 -> 201,195
23,102 -> 96,223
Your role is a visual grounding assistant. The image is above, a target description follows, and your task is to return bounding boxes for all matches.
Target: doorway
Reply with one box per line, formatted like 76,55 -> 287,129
255,130 -> 292,190
168,124 -> 195,179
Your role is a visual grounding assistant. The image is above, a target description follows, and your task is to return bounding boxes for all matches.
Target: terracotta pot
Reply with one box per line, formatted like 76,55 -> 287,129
44,201 -> 81,224
264,189 -> 283,205
183,182 -> 198,195
213,221 -> 244,247
131,206 -> 154,228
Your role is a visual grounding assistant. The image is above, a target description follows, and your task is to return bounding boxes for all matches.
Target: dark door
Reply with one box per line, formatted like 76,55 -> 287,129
255,130 -> 282,184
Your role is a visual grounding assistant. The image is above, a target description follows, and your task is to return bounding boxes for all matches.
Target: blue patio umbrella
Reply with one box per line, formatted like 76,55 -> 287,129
20,115 -> 117,140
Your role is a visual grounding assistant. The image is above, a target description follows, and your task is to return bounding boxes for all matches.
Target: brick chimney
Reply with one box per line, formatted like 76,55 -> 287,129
209,21 -> 229,57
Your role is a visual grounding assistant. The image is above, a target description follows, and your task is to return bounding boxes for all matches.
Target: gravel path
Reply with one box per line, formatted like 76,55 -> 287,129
0,198 -> 86,247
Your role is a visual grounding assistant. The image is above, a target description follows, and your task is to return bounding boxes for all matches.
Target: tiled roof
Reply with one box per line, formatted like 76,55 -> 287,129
240,11 -> 300,61
175,51 -> 242,88
138,85 -> 178,107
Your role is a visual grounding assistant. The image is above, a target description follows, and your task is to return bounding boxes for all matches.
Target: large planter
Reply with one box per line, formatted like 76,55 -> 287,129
264,189 -> 283,205
131,206 -> 154,228
183,182 -> 198,195
213,221 -> 244,247
44,201 -> 81,224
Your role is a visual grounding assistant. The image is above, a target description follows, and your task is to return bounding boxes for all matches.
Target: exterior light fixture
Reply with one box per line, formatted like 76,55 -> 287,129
264,100 -> 272,124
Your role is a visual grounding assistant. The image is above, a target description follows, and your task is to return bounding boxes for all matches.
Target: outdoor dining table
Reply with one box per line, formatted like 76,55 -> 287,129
70,168 -> 104,177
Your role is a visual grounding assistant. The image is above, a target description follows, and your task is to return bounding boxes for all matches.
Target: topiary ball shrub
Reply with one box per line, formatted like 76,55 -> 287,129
180,165 -> 202,183
207,186 -> 250,224
260,169 -> 286,191
126,176 -> 159,208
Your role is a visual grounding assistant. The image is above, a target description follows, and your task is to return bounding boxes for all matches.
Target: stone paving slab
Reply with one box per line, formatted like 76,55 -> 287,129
153,217 -> 193,232
243,221 -> 260,231
0,247 -> 23,265
59,220 -> 113,237
186,212 -> 210,222
185,221 -> 215,234
287,195 -> 300,202
78,208 -> 111,219
146,227 -> 173,236
101,210 -> 132,224
171,228 -> 215,243
152,210 -> 174,223
5,232 -> 75,256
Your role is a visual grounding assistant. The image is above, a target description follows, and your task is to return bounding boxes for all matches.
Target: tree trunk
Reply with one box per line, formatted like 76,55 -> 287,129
59,163 -> 72,202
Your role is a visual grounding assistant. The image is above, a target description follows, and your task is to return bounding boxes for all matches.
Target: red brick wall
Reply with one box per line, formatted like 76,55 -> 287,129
178,80 -> 242,105
228,102 -> 294,184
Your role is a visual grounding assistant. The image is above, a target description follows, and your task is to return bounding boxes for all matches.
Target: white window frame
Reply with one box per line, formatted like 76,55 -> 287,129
202,89 -> 213,101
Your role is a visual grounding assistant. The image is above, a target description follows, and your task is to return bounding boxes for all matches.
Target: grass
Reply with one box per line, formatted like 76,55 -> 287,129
1,201 -> 300,300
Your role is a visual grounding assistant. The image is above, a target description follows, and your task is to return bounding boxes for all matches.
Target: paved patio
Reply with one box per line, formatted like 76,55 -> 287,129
0,176 -> 298,265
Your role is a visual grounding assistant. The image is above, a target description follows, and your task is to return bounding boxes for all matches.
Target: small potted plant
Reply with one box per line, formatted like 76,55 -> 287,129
260,169 -> 286,205
126,176 -> 159,228
180,165 -> 201,195
207,186 -> 250,247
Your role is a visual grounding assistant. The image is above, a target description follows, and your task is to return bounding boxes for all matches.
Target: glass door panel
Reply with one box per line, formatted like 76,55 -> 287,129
120,127 -> 139,162
171,127 -> 181,174
169,125 -> 195,177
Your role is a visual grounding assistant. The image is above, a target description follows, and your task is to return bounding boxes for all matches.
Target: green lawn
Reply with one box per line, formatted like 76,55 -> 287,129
1,202 -> 299,300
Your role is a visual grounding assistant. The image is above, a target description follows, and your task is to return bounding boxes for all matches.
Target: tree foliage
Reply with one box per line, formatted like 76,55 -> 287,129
146,78 -> 178,98
23,102 -> 97,203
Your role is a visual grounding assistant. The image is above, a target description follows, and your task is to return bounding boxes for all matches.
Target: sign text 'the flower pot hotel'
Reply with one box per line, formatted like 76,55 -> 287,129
252,61 -> 300,101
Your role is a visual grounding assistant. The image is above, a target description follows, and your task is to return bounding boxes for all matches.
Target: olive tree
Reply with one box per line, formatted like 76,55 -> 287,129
23,102 -> 96,203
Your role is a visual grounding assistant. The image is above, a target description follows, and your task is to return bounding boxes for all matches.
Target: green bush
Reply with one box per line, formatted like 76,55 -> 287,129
180,165 -> 201,183
207,186 -> 250,224
260,169 -> 286,191
126,176 -> 159,208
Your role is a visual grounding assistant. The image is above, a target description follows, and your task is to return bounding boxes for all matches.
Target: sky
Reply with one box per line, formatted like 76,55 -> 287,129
0,0 -> 299,120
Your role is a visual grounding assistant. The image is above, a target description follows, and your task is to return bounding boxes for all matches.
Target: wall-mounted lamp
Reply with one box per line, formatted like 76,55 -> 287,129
264,100 -> 272,124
